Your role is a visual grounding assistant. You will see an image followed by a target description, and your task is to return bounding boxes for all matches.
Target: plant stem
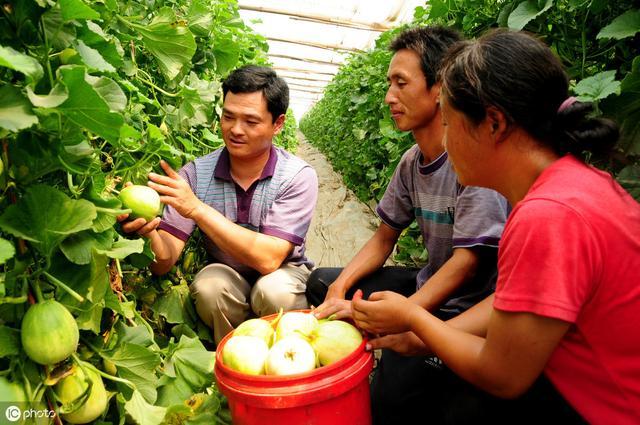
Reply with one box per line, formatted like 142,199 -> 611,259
42,271 -> 85,303
136,75 -> 180,97
94,206 -> 132,215
30,279 -> 45,303
79,340 -> 138,389
115,258 -> 123,278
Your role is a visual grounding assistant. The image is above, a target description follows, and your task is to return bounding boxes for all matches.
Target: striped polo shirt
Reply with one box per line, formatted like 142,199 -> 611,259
159,145 -> 318,277
377,145 -> 509,314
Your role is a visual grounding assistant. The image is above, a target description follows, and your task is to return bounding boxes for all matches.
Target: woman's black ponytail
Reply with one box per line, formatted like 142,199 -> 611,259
552,101 -> 619,158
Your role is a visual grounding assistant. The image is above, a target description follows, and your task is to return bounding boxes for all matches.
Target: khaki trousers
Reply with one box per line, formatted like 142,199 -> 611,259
190,263 -> 311,344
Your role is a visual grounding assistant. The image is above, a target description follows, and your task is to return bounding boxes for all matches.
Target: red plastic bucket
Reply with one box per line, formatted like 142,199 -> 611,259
214,311 -> 374,425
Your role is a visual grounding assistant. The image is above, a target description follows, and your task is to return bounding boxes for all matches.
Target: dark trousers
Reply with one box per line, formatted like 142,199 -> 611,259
305,266 -> 419,308
306,266 -> 586,425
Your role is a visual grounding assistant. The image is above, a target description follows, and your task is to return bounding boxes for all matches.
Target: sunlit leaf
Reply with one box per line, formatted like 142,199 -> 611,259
126,8 -> 196,81
59,0 -> 100,21
0,85 -> 38,131
73,39 -> 116,72
508,0 -> 554,30
105,342 -> 161,404
0,185 -> 96,257
597,9 -> 640,40
27,84 -> 69,108
0,45 -> 44,84
0,238 -> 16,264
574,70 -> 621,102
56,65 -> 124,142
157,336 -> 215,406
151,284 -> 190,324
125,390 -> 167,425
85,75 -> 127,112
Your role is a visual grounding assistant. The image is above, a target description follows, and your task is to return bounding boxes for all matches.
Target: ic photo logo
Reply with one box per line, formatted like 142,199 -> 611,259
4,405 -> 20,422
3,404 -> 55,423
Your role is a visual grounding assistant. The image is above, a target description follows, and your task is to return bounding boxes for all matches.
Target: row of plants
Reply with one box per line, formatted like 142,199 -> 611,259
0,0 -> 298,423
300,0 -> 640,266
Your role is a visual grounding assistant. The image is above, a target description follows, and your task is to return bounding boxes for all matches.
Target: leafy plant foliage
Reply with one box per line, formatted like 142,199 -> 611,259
0,0 -> 297,423
301,0 -> 639,266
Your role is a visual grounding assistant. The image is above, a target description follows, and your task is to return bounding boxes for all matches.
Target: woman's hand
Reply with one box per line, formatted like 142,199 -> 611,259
147,160 -> 204,220
352,290 -> 419,335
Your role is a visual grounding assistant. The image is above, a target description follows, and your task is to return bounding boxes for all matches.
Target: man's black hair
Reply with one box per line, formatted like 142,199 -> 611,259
222,65 -> 289,122
390,26 -> 463,87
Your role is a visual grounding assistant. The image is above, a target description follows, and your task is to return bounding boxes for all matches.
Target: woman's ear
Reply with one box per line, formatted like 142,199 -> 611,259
486,106 -> 509,142
430,82 -> 442,105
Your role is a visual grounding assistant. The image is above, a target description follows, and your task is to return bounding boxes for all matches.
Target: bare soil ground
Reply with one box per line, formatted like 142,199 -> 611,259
295,134 -> 383,268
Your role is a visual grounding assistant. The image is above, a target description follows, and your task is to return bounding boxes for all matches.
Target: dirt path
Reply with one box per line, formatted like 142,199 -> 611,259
295,133 -> 384,268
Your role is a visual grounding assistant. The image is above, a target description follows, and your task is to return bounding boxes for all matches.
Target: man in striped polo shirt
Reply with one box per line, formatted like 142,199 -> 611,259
121,66 -> 318,344
306,27 -> 509,423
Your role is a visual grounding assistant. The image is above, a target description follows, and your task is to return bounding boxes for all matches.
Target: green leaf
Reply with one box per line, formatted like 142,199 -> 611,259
124,390 -> 167,425
85,75 -> 127,112
56,65 -> 124,142
113,321 -> 155,347
26,84 -> 69,108
49,252 -> 109,305
427,0 -> 449,20
508,0 -> 554,30
0,238 -> 15,264
0,85 -> 38,131
73,39 -> 116,72
76,301 -> 103,333
126,8 -> 196,81
0,185 -> 96,257
187,0 -> 214,36
79,21 -> 124,69
574,70 -> 621,102
212,34 -> 239,75
151,283 -> 190,324
157,336 -> 215,406
185,393 -> 229,425
60,229 -> 114,265
105,342 -> 161,404
617,165 -> 640,201
0,326 -> 20,358
612,57 -> 640,155
352,128 -> 366,140
0,45 -> 44,84
96,236 -> 144,259
6,133 -> 64,184
59,0 -> 100,21
597,9 -> 640,40
42,8 -> 77,50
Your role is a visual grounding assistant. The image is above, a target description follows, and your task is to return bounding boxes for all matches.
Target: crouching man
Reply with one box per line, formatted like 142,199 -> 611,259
120,65 -> 318,344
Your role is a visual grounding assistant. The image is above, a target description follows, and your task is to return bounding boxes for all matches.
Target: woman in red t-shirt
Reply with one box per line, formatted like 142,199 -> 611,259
352,30 -> 640,425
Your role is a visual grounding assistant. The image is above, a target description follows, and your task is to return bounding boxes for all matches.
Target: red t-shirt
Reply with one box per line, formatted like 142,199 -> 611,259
494,155 -> 640,424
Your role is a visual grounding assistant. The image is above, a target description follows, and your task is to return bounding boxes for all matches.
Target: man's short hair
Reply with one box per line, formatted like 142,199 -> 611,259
390,26 -> 462,87
222,65 -> 289,122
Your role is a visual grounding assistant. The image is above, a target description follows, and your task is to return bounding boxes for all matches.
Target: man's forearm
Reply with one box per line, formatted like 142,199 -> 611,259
408,247 -> 479,311
331,226 -> 398,296
148,230 -> 181,275
191,203 -> 290,275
